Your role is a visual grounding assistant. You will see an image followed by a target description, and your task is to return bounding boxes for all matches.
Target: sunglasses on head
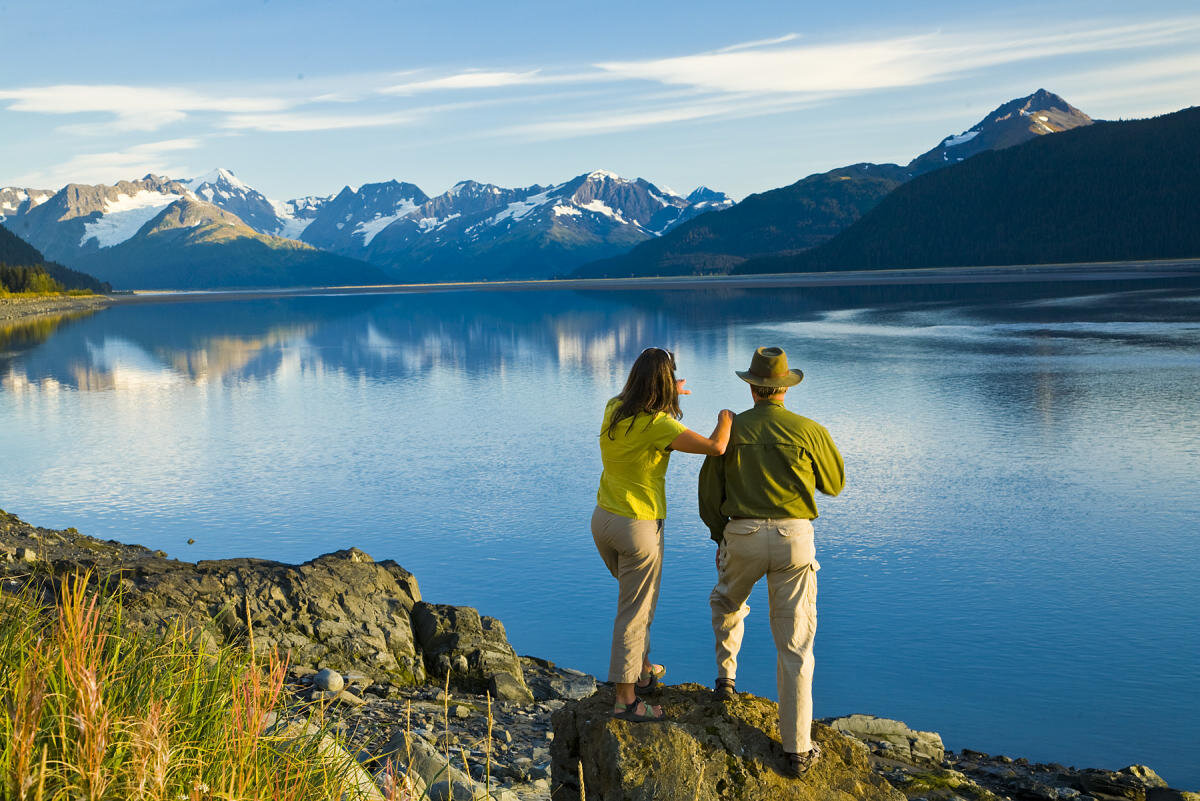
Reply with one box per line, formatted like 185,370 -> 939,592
641,347 -> 677,371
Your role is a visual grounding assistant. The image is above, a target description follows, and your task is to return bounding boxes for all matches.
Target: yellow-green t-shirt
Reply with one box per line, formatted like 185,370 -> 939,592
596,397 -> 689,520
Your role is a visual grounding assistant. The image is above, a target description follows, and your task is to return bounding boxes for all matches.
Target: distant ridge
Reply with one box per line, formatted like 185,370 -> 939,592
574,89 -> 1093,278
739,106 -> 1200,274
72,198 -> 389,290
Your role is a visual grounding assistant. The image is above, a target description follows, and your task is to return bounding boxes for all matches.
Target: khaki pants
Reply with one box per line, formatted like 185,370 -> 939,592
710,518 -> 819,753
592,505 -> 664,684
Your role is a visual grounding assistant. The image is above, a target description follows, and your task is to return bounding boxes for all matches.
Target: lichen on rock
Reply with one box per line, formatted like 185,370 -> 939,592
550,683 -> 906,801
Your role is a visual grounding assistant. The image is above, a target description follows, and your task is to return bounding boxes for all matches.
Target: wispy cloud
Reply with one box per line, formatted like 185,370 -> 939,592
9,139 -> 201,188
220,110 -> 418,132
715,33 -> 800,53
502,93 -> 829,140
595,18 -> 1200,94
378,70 -> 543,95
0,84 -> 291,133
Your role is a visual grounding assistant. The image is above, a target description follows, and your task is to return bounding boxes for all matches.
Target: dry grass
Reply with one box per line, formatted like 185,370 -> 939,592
0,574 -> 376,801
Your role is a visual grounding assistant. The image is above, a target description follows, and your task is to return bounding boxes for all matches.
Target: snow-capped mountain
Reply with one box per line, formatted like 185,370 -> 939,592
71,197 -> 388,290
907,89 -> 1092,173
0,187 -> 54,221
185,168 -> 288,236
0,166 -> 731,286
352,170 -> 731,280
2,175 -> 194,265
297,180 -> 431,256
578,89 -> 1093,279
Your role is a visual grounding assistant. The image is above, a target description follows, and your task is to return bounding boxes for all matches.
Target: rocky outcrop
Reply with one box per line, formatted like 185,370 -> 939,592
826,714 -> 945,766
550,683 -> 906,801
0,509 -> 525,692
413,602 -> 533,704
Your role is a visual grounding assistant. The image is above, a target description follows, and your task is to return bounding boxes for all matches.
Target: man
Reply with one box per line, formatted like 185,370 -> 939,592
699,346 -> 845,778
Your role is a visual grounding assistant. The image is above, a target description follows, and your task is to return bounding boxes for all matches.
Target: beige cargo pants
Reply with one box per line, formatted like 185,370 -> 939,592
592,505 -> 665,684
710,517 -> 819,754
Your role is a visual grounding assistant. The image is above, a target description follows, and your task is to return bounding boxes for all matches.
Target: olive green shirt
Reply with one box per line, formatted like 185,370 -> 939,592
698,398 -> 845,542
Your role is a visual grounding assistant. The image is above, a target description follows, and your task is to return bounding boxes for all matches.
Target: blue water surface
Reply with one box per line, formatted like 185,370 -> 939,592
2,281 -> 1198,786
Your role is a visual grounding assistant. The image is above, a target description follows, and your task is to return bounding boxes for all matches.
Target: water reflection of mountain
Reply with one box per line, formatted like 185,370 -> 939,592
6,279 -> 1200,392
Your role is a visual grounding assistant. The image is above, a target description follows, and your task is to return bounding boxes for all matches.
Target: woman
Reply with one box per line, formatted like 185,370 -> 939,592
592,347 -> 733,722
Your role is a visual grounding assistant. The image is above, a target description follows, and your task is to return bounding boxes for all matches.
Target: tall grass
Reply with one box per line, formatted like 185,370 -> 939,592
0,574 -> 375,801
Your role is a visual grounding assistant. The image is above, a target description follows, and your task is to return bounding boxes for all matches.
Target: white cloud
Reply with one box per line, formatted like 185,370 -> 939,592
595,18 -> 1200,94
220,110 -> 417,132
716,33 -> 800,53
379,70 -> 542,95
502,93 -> 829,140
0,84 -> 291,132
7,139 -> 201,189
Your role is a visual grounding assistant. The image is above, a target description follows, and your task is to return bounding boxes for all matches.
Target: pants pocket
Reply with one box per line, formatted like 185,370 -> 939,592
724,519 -> 762,537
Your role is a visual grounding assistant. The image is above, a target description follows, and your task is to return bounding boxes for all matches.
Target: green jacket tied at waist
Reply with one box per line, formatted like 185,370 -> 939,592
698,398 -> 845,542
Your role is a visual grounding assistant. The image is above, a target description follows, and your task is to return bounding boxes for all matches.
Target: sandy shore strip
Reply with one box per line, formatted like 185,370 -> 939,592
108,258 -> 1200,307
0,293 -> 111,323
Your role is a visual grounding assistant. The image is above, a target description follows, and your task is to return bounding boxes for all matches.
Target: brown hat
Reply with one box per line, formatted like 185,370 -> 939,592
736,346 -> 804,388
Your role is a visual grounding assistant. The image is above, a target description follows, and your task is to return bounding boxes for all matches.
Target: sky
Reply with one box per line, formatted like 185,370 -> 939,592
1,0 -> 1198,202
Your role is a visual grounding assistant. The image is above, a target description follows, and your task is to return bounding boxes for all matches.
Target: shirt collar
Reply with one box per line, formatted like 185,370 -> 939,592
754,398 -> 785,407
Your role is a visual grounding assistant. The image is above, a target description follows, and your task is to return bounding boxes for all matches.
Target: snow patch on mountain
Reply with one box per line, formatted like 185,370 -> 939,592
354,201 -> 421,245
81,190 -> 183,248
552,204 -> 581,217
943,130 -> 981,147
579,199 -> 627,224
490,189 -> 553,225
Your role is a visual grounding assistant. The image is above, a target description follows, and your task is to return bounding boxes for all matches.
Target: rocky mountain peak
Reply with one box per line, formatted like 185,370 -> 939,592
187,167 -> 248,192
907,89 -> 1092,173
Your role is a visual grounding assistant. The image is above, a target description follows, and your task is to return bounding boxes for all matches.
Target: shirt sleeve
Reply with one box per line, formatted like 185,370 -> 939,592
649,414 -> 689,451
808,424 -> 845,497
698,452 -> 728,542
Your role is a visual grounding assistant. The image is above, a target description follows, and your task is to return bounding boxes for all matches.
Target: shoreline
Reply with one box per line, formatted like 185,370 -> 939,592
2,510 -> 1195,800
105,257 -> 1200,307
0,292 -> 111,323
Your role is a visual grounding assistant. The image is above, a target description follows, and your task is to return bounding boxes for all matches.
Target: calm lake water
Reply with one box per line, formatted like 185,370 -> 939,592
3,280 -> 1199,787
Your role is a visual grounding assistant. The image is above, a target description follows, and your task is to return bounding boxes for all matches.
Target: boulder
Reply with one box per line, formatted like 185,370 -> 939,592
825,714 -> 945,766
413,602 -> 533,704
522,655 -> 598,701
550,684 -> 906,801
1078,767 -> 1172,801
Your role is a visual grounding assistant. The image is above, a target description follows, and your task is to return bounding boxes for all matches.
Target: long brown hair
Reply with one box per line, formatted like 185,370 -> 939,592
604,347 -> 681,439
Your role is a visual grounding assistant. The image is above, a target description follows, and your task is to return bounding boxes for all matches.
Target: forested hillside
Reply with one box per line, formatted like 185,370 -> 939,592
743,107 -> 1200,273
0,224 -> 111,293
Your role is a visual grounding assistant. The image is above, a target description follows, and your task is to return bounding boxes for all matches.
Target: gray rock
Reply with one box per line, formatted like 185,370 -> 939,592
453,704 -> 471,719
313,689 -> 366,707
825,713 -> 945,766
489,672 -> 532,704
521,655 -> 597,702
413,602 -> 533,704
1147,790 -> 1200,801
315,667 -> 346,693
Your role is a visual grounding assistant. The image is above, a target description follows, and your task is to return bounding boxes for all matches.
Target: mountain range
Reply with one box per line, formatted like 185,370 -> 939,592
0,167 -> 731,289
5,88 -> 1194,291
575,89 -> 1094,278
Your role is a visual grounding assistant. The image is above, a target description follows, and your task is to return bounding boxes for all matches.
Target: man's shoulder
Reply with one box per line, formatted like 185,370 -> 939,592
734,404 -> 830,440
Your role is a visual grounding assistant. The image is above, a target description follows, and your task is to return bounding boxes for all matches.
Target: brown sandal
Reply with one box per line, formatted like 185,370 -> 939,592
784,743 -> 822,777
